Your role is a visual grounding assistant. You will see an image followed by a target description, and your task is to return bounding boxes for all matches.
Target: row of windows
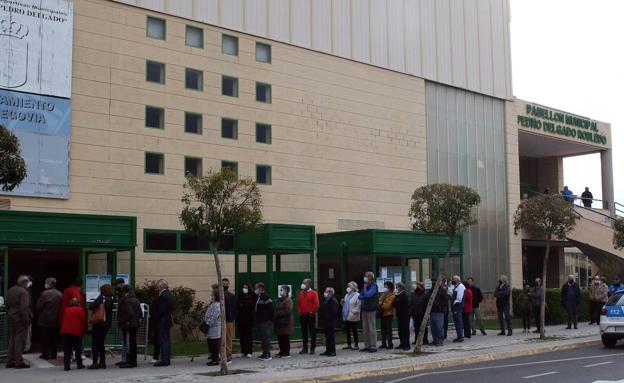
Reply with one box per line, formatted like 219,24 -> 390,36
146,16 -> 271,63
144,107 -> 272,143
144,152 -> 272,185
144,229 -> 234,252
146,61 -> 272,102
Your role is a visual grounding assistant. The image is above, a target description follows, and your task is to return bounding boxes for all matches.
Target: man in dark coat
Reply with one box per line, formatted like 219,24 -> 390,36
319,287 -> 339,357
467,277 -> 486,335
494,275 -> 512,336
117,285 -> 142,368
153,279 -> 173,367
410,282 -> 429,345
561,275 -> 581,329
254,282 -> 274,361
222,278 -> 237,362
6,275 -> 32,368
394,282 -> 411,350
35,277 -> 62,360
581,187 -> 593,208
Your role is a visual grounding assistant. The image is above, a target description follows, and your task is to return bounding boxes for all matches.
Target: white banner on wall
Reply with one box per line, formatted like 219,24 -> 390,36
0,0 -> 74,98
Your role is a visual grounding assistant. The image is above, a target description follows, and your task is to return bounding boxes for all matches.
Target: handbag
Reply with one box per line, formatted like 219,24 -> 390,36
89,303 -> 106,325
199,320 -> 209,334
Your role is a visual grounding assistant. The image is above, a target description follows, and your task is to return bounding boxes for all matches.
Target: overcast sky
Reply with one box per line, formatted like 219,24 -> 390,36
510,0 -> 623,206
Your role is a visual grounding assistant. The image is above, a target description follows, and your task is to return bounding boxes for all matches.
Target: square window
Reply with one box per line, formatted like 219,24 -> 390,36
145,231 -> 177,251
146,61 -> 165,84
256,42 -> 271,63
145,106 -> 164,129
145,152 -> 164,174
256,165 -> 272,185
222,34 -> 238,56
185,68 -> 203,90
185,156 -> 202,177
256,123 -> 272,144
221,161 -> 238,178
147,16 -> 166,40
222,76 -> 238,97
221,118 -> 238,139
256,82 -> 272,103
184,112 -> 202,134
185,25 -> 203,48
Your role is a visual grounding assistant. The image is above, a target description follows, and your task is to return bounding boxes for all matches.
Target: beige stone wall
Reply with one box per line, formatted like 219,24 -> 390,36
504,101 -> 522,288
5,0 -> 426,300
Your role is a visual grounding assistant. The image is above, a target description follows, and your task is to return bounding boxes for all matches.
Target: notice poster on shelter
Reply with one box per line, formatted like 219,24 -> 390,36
85,274 -> 99,302
393,273 -> 401,284
376,278 -> 386,293
277,284 -> 292,298
116,274 -> 129,285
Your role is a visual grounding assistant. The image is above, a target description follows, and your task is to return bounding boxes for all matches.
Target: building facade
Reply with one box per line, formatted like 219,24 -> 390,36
0,0 -> 618,303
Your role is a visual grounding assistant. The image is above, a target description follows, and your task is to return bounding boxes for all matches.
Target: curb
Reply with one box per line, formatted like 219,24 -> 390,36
267,338 -> 601,383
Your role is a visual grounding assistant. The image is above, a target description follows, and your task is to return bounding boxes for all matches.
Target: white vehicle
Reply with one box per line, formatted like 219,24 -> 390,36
599,290 -> 624,348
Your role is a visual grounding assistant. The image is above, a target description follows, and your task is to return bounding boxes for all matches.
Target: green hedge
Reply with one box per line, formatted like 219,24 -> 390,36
512,288 -> 591,325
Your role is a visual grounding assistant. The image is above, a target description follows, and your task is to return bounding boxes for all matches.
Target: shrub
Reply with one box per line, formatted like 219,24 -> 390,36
512,288 -> 590,325
135,280 -> 206,341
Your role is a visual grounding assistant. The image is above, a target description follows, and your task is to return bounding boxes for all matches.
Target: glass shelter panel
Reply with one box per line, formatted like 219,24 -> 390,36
250,254 -> 267,273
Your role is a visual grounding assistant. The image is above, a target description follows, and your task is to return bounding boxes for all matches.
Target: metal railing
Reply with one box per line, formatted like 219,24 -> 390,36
0,303 -> 149,361
522,188 -> 624,220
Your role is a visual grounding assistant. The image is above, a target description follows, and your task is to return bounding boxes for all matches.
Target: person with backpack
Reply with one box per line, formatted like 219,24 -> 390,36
117,285 -> 142,368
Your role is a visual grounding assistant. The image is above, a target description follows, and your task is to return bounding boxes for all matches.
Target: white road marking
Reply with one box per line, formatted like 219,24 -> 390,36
584,361 -> 613,368
385,352 -> 624,383
522,371 -> 559,379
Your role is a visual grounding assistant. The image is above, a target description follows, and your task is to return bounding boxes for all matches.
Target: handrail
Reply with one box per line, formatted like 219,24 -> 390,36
521,188 -> 623,221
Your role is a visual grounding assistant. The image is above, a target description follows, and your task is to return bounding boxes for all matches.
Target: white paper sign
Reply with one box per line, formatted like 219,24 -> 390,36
328,268 -> 334,279
0,0 -> 74,98
411,271 -> 417,281
381,267 -> 388,279
86,274 -> 99,302
376,278 -> 386,293
393,273 -> 401,284
424,278 -> 433,290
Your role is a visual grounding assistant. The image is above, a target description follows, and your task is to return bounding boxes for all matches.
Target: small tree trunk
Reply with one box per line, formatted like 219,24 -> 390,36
540,237 -> 550,340
213,246 -> 229,375
414,238 -> 453,352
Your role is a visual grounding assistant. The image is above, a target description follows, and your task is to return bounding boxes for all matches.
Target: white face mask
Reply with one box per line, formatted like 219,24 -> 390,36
242,288 -> 249,294
346,287 -> 352,294
254,289 -> 261,295
363,277 -> 368,283
323,292 -> 329,299
301,283 -> 307,290
26,281 -> 32,289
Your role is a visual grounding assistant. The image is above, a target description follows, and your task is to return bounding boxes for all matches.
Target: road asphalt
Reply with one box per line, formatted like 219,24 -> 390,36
343,343 -> 624,383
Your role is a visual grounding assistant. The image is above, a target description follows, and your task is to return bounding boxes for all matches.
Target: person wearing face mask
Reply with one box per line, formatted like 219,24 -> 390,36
221,278 -> 237,363
341,281 -> 360,350
6,275 -> 33,368
461,281 -> 473,339
319,287 -> 339,357
296,278 -> 319,355
528,278 -> 543,333
410,282 -> 429,345
561,275 -> 581,329
359,271 -> 379,352
153,279 -> 173,367
394,283 -> 410,350
450,275 -> 465,343
589,276 -> 608,325
204,284 -> 222,366
378,281 -> 396,349
36,277 -> 62,361
274,285 -> 293,358
237,283 -> 255,357
254,282 -> 274,361
494,275 -> 512,336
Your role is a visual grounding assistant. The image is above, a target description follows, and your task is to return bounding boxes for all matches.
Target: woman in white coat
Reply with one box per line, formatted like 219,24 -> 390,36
204,284 -> 222,366
341,281 -> 361,350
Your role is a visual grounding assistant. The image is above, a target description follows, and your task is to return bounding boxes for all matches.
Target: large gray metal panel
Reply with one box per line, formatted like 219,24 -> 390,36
420,0 -> 437,79
426,81 -> 508,291
312,0 -> 332,52
291,0 -> 311,47
331,0 -> 351,57
404,0 -> 422,76
435,0 -> 452,84
387,0 -> 405,71
370,0 -> 389,67
246,0 -> 268,36
268,0 -> 290,42
221,0 -> 243,30
450,0 -> 467,89
351,0 -> 371,63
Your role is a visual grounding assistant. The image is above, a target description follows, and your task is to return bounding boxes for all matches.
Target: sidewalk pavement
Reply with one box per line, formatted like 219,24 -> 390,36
3,323 -> 603,383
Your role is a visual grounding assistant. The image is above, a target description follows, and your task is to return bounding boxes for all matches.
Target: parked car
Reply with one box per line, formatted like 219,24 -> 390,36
600,289 -> 624,348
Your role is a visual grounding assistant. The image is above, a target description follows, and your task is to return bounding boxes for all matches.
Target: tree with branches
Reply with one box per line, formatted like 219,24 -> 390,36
409,183 -> 481,352
0,124 -> 27,192
180,169 -> 262,375
514,194 -> 579,339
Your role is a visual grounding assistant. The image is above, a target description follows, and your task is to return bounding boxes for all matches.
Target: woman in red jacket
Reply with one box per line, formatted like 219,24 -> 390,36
462,281 -> 473,339
60,298 -> 86,371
